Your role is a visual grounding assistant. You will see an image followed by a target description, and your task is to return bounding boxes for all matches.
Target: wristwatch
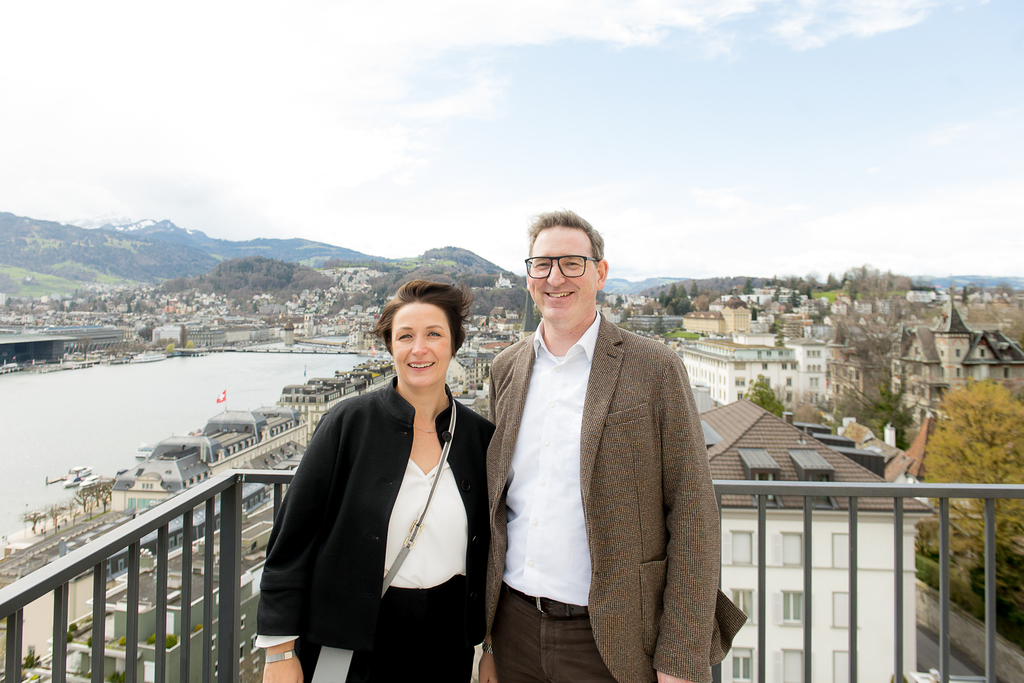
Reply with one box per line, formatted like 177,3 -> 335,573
481,642 -> 494,655
265,650 -> 296,663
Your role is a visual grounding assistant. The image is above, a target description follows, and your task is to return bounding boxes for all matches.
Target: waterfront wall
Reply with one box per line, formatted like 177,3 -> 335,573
916,579 -> 1024,683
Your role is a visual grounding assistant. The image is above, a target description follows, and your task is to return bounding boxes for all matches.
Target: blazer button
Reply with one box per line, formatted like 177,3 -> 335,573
469,592 -> 478,601
461,480 -> 471,491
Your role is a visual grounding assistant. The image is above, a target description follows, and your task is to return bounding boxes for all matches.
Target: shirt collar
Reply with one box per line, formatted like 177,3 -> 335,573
533,311 -> 602,363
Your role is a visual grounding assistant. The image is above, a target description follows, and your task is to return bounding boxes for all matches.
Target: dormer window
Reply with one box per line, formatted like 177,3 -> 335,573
739,448 -> 782,505
789,449 -> 836,508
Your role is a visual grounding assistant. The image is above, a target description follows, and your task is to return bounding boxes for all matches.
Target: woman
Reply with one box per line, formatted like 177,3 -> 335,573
256,280 -> 494,683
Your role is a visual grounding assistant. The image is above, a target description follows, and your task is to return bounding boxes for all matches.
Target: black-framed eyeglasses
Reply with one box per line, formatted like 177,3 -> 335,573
525,255 -> 600,279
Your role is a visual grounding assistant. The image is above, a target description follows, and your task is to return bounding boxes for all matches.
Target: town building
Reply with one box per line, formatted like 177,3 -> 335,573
111,406 -> 306,511
782,338 -> 828,406
684,298 -> 751,335
679,333 -> 819,408
895,300 -> 1024,421
277,361 -> 395,433
703,400 -> 928,683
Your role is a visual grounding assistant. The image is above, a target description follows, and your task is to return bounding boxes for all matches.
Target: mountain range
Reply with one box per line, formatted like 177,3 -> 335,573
0,212 -> 509,296
93,218 -> 388,266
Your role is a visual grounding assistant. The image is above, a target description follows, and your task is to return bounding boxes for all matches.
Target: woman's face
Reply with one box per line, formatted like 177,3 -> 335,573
391,302 -> 453,395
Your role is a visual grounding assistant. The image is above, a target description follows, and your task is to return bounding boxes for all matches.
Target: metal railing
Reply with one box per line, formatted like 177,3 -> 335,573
2,474 -> 1022,683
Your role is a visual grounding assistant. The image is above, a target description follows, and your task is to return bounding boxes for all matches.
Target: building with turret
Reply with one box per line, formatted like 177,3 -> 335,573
895,300 -> 1024,421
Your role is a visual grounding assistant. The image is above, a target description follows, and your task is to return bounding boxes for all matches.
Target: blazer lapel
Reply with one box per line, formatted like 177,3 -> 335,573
579,316 -> 624,502
492,339 -> 536,504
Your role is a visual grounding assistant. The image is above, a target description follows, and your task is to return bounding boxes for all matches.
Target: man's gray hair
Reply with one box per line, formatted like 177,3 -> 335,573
527,210 -> 605,261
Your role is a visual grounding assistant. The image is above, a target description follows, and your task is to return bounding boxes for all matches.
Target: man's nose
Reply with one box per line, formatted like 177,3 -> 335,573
546,264 -> 566,285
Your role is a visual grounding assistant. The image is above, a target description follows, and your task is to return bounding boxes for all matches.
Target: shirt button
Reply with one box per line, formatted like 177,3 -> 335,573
550,402 -> 557,409
555,366 -> 562,373
544,440 -> 550,446
532,520 -> 539,526
528,560 -> 535,567
540,480 -> 546,486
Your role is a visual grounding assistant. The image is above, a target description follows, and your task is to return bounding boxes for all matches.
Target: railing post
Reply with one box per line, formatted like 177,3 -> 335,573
803,496 -> 812,683
180,511 -> 193,683
126,541 -> 141,683
757,494 -> 767,683
156,524 -> 169,683
985,498 -> 996,683
894,497 -> 904,683
217,479 -> 242,683
5,609 -> 23,683
52,582 -> 69,682
92,561 -> 106,683
940,498 -> 950,683
849,496 -> 858,683
203,499 -> 215,683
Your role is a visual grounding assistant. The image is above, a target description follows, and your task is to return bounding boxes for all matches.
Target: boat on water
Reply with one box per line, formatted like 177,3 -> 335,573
131,352 -> 167,364
64,476 -> 81,488
79,474 -> 101,488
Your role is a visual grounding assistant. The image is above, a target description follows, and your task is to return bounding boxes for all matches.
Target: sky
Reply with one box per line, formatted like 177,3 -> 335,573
0,1 -> 1021,282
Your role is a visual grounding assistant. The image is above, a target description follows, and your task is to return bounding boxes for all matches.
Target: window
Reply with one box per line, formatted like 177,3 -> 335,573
762,363 -> 769,370
732,589 -> 754,623
786,393 -> 793,403
782,363 -> 788,370
833,651 -> 849,683
782,533 -> 802,566
956,368 -> 961,378
783,591 -> 803,624
786,377 -> 792,386
833,592 -> 849,628
732,648 -> 753,682
783,650 -> 803,683
732,532 -> 753,565
736,378 -> 746,386
832,534 -> 849,568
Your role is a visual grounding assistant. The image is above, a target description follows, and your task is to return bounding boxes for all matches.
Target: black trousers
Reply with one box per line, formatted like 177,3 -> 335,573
299,575 -> 474,683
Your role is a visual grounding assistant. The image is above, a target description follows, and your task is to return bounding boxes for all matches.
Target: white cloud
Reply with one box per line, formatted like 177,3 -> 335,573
769,0 -> 946,50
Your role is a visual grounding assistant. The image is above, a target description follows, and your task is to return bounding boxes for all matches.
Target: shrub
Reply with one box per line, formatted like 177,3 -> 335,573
146,633 -> 156,645
118,636 -> 126,647
167,634 -> 178,648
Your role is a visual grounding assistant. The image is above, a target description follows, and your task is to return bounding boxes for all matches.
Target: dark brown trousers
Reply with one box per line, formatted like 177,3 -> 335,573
491,586 -> 618,683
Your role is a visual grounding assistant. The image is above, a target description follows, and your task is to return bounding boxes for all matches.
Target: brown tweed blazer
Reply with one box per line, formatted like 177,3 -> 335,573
485,316 -> 747,683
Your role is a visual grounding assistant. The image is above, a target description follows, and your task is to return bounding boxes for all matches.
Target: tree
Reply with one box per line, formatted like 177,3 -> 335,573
22,508 -> 46,534
926,381 -> 1024,616
165,341 -> 175,354
46,502 -> 68,535
689,281 -> 698,298
747,375 -> 785,417
743,278 -> 754,295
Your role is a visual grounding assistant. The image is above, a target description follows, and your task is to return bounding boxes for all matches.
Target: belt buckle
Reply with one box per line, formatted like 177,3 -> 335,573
535,596 -> 544,613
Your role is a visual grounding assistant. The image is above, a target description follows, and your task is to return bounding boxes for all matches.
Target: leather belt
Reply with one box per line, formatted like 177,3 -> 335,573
504,583 -> 589,619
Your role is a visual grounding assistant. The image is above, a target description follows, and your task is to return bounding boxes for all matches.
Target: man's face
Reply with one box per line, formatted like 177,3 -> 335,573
527,226 -> 608,335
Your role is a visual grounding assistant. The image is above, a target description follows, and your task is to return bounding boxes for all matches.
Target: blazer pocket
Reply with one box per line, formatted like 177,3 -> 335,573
639,558 -> 667,657
605,402 -> 651,427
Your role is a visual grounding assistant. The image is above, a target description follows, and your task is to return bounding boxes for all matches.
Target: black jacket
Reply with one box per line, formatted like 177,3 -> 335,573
257,380 -> 494,650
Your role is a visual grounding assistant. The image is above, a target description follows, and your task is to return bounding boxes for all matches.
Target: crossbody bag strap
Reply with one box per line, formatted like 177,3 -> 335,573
381,402 -> 458,597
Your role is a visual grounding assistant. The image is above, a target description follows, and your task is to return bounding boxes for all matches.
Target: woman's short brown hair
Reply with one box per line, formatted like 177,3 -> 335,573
373,279 -> 474,356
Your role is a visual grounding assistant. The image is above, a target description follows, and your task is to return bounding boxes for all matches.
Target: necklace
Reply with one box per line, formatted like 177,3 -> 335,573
414,425 -> 436,434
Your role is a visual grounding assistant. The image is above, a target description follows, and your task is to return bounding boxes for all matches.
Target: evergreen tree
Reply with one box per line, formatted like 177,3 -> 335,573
743,277 -> 754,295
746,375 -> 785,416
689,281 -> 698,298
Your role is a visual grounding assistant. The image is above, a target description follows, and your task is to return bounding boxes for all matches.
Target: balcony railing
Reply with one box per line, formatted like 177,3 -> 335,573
2,474 -> 1022,683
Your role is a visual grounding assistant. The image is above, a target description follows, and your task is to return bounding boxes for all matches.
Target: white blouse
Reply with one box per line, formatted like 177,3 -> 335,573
255,454 -> 468,648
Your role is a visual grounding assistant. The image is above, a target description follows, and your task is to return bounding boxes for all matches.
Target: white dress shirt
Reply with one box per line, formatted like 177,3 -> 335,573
503,312 -> 601,607
256,454 -> 467,648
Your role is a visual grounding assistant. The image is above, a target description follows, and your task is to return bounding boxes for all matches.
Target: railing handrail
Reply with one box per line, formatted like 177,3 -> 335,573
4,474 -> 1021,616
713,480 -> 1024,499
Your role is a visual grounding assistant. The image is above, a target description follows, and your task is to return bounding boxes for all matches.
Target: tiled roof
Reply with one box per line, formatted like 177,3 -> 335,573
934,301 -> 972,335
885,415 -> 935,482
703,400 -> 927,512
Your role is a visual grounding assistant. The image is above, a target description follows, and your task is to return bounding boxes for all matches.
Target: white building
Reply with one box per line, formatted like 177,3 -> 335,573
678,333 -> 819,408
703,400 -> 929,683
783,339 -> 827,406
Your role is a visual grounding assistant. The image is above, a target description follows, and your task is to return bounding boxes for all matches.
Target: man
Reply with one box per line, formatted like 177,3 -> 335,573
480,211 -> 745,683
